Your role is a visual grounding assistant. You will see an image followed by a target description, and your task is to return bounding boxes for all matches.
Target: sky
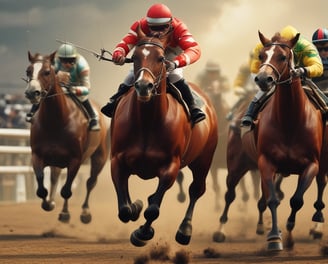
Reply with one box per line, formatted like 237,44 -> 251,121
1,0 -> 327,105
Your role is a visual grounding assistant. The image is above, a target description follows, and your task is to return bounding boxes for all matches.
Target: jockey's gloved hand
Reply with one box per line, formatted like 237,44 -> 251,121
112,50 -> 126,65
165,60 -> 177,72
291,67 -> 307,78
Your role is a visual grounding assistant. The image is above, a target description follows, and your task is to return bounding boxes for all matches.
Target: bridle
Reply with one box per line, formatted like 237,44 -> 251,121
259,42 -> 294,85
25,59 -> 66,102
134,40 -> 167,95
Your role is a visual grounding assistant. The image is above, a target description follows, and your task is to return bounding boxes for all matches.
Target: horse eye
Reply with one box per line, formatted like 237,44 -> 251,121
280,55 -> 287,61
159,56 -> 165,63
43,70 -> 51,76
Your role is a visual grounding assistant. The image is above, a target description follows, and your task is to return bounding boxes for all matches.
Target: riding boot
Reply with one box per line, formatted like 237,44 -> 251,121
312,85 -> 328,115
25,104 -> 39,123
101,83 -> 131,118
174,78 -> 206,126
241,100 -> 261,127
82,100 -> 100,131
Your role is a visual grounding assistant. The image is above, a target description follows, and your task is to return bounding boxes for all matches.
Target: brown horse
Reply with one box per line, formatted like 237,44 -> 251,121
213,94 -> 284,243
240,31 -> 327,251
109,27 -> 218,247
176,82 -> 262,211
24,51 -> 109,223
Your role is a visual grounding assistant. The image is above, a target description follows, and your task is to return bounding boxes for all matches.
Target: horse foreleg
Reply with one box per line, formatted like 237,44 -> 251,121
250,170 -> 261,200
286,164 -> 318,249
43,167 -> 61,211
111,159 -> 143,224
131,167 -> 178,247
176,170 -> 186,203
310,172 -> 327,240
58,162 -> 80,223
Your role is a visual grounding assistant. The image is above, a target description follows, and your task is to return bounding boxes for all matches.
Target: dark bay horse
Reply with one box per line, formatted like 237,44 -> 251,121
24,51 -> 110,223
241,31 -> 327,251
109,26 -> 218,247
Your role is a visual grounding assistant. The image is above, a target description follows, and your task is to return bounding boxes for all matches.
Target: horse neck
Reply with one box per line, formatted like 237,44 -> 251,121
134,81 -> 168,125
273,78 -> 306,125
39,79 -> 69,125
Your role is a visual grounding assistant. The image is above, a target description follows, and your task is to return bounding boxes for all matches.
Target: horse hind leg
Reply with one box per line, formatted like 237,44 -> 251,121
309,173 -> 326,240
80,154 -> 107,224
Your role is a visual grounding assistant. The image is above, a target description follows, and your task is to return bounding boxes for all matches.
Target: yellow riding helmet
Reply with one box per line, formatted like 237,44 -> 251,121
280,25 -> 299,40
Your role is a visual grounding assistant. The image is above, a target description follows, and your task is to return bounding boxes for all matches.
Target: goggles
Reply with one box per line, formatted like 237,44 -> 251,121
59,57 -> 76,64
149,24 -> 170,32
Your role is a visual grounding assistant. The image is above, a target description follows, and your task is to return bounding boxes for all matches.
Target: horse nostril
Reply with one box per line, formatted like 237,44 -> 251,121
254,76 -> 259,83
267,76 -> 274,84
147,83 -> 154,89
34,91 -> 41,96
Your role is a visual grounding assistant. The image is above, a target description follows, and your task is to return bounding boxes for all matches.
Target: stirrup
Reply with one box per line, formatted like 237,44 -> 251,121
89,118 -> 100,131
241,115 -> 253,127
25,113 -> 33,123
101,100 -> 116,118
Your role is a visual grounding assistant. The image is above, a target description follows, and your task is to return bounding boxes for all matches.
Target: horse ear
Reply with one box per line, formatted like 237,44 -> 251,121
136,24 -> 146,38
49,51 -> 56,63
289,33 -> 300,48
28,51 -> 33,62
258,30 -> 270,45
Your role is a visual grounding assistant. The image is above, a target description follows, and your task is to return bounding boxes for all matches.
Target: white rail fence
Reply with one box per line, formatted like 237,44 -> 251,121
0,128 -> 34,202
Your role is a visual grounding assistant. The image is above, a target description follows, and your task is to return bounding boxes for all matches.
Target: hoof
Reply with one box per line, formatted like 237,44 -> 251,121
58,212 -> 70,223
177,192 -> 186,203
130,200 -> 143,222
119,205 -> 132,223
80,213 -> 92,224
309,228 -> 323,240
256,223 -> 265,235
175,230 -> 191,245
267,239 -> 283,251
130,226 -> 154,247
212,231 -> 226,243
41,200 -> 55,211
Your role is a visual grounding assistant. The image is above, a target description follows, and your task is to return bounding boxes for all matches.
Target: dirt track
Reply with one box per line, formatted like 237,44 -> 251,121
1,169 -> 328,263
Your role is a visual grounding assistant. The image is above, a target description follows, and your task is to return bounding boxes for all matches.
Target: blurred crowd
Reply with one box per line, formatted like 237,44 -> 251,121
0,93 -> 30,129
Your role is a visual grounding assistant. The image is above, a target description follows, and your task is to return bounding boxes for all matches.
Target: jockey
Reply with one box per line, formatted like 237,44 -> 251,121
101,3 -> 206,125
26,44 -> 100,131
312,28 -> 328,91
241,25 -> 327,127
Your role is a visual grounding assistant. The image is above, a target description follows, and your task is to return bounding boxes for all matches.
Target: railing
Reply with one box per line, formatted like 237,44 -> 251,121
0,128 -> 34,202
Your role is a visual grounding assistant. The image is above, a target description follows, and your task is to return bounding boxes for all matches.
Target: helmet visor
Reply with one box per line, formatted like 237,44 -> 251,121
149,23 -> 170,32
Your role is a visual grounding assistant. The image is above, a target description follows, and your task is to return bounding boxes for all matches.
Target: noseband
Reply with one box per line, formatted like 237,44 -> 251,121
260,43 -> 294,85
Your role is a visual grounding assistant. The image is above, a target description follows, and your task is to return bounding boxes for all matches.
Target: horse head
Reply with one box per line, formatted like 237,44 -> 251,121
25,51 -> 56,104
255,31 -> 300,91
132,26 -> 169,102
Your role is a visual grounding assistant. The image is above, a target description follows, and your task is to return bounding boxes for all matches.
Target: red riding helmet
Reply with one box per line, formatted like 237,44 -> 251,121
312,28 -> 328,43
146,3 -> 172,25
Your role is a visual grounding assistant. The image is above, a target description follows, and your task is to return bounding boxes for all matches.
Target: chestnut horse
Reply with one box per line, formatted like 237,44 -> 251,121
24,51 -> 109,223
109,27 -> 218,247
241,31 -> 328,251
213,94 -> 284,243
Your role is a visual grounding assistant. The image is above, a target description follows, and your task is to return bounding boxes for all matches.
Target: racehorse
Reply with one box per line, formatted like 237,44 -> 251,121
212,94 -> 284,243
240,31 -> 327,251
24,51 -> 110,223
109,26 -> 218,247
176,80 -> 261,211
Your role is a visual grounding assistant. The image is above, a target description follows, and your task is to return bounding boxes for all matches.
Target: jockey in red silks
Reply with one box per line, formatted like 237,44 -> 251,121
101,3 -> 205,125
